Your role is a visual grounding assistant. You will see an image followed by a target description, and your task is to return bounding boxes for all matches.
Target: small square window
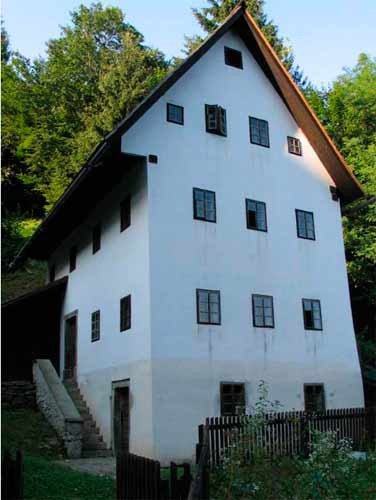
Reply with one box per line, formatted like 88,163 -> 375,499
220,383 -> 245,416
302,299 -> 322,330
296,209 -> 315,240
205,105 -> 227,136
120,197 -> 131,232
69,246 -> 77,272
167,103 -> 184,125
91,310 -> 100,342
224,47 -> 243,69
304,384 -> 325,412
196,289 -> 221,325
92,223 -> 101,254
193,188 -> 216,223
252,294 -> 274,328
288,136 -> 302,156
249,117 -> 269,147
120,295 -> 131,332
246,199 -> 267,231
49,264 -> 55,283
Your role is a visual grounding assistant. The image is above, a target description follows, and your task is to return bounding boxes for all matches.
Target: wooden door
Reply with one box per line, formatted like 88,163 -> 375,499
64,315 -> 77,380
114,386 -> 130,454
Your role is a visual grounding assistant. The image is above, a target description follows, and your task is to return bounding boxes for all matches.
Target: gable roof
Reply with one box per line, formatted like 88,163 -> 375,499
13,1 -> 363,265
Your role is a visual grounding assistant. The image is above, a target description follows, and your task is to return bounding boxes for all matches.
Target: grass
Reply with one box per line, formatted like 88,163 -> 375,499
2,409 -> 116,499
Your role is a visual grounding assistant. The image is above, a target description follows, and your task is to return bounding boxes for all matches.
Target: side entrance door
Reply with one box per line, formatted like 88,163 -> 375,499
113,385 -> 130,454
64,315 -> 77,380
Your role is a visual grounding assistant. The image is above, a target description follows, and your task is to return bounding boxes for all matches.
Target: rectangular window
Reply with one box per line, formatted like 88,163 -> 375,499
287,136 -> 302,156
49,264 -> 55,283
296,209 -> 315,240
120,197 -> 131,232
304,384 -> 325,412
167,103 -> 184,125
120,295 -> 131,332
224,46 -> 243,69
252,294 -> 274,328
205,105 -> 227,136
302,299 -> 323,331
92,223 -> 101,254
69,246 -> 77,272
249,117 -> 270,147
196,289 -> 221,325
246,199 -> 267,231
91,310 -> 100,342
193,188 -> 216,223
220,383 -> 246,416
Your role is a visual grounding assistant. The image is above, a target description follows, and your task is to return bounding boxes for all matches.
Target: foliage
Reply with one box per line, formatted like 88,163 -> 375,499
184,0 -> 309,87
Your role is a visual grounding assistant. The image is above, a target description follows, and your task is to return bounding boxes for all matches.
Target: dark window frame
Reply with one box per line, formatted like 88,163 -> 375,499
193,188 -> 217,223
69,246 -> 77,272
166,103 -> 184,125
302,298 -> 323,331
120,295 -> 131,332
287,136 -> 302,156
220,382 -> 246,416
224,46 -> 243,69
92,223 -> 101,254
245,199 -> 267,232
249,116 -> 270,148
91,310 -> 100,342
205,104 -> 227,137
304,383 -> 326,413
120,197 -> 131,232
295,209 -> 316,240
252,294 -> 275,328
196,289 -> 221,325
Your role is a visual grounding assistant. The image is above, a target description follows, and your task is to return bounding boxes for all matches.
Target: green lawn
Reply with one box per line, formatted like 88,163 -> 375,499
2,409 -> 116,500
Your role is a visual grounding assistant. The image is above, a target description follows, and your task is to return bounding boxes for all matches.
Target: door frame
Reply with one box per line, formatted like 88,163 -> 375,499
111,379 -> 130,454
63,310 -> 78,381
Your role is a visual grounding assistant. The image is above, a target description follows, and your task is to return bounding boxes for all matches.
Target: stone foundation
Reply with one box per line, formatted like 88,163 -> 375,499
2,381 -> 36,409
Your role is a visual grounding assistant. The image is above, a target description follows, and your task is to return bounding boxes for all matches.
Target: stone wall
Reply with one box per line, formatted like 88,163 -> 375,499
33,360 -> 83,458
2,381 -> 36,409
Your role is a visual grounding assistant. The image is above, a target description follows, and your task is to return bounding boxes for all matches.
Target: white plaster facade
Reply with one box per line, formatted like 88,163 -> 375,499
50,28 -> 364,463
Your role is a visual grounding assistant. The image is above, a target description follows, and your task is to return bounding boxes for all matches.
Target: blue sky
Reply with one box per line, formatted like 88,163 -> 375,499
2,0 -> 375,86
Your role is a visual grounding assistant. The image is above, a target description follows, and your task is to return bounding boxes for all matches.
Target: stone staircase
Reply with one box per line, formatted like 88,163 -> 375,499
64,380 -> 112,458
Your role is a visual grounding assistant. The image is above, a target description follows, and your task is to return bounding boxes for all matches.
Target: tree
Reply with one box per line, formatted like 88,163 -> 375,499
184,0 -> 308,87
17,3 -> 168,209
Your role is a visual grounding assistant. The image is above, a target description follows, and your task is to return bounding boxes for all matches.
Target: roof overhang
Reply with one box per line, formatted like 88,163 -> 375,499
14,1 -> 363,265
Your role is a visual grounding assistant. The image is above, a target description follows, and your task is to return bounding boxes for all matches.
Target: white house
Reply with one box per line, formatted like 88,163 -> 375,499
16,2 -> 364,463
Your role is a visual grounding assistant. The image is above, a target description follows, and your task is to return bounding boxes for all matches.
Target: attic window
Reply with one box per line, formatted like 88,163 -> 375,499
205,105 -> 227,136
288,136 -> 302,156
224,47 -> 243,69
249,117 -> 269,147
167,103 -> 184,125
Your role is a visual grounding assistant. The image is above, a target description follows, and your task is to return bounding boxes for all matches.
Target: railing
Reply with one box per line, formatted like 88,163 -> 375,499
198,407 -> 375,468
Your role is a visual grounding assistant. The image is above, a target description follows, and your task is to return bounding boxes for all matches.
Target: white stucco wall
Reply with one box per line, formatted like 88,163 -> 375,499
121,28 -> 364,462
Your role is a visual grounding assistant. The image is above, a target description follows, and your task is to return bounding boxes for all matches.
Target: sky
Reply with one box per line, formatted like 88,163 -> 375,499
2,0 -> 375,87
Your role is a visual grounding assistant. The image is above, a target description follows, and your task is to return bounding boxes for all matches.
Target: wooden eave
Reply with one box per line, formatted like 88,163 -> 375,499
14,1 -> 363,264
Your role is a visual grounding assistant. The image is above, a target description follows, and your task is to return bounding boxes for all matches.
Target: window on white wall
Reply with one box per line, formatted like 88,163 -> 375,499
167,103 -> 184,125
91,310 -> 100,342
220,383 -> 246,415
296,209 -> 315,240
304,384 -> 325,412
193,188 -> 216,223
246,199 -> 267,231
224,46 -> 243,69
120,295 -> 131,332
252,294 -> 274,328
302,299 -> 323,330
288,136 -> 302,155
196,289 -> 221,325
205,105 -> 227,136
249,117 -> 270,147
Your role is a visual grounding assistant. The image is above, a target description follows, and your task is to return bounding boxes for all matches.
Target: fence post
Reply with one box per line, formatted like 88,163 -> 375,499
300,415 -> 309,458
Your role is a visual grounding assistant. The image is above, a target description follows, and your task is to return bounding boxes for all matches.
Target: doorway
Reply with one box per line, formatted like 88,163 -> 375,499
63,314 -> 77,380
113,383 -> 130,454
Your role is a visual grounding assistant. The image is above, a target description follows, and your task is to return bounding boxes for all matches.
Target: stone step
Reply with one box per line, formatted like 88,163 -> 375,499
81,449 -> 113,458
83,440 -> 108,451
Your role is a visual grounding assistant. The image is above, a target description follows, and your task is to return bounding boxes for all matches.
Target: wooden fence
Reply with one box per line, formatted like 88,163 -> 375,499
117,452 -> 191,500
198,407 -> 375,468
2,450 -> 24,500
188,425 -> 210,500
